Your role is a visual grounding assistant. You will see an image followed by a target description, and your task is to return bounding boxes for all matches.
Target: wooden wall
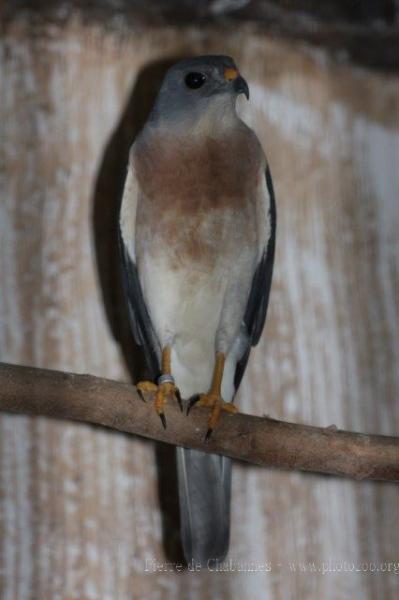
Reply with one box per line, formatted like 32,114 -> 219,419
1,13 -> 398,599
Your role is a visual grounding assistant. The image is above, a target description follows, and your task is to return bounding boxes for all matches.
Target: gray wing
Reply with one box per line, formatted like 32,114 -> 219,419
234,165 -> 276,390
118,163 -> 160,379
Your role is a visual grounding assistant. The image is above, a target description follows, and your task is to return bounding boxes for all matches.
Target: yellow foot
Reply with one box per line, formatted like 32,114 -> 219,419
196,393 -> 237,439
136,378 -> 181,428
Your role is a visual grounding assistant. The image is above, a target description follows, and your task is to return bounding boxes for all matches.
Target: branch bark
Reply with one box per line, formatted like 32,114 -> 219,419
0,361 -> 398,482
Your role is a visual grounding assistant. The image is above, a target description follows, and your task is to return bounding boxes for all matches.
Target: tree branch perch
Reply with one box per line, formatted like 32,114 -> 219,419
0,362 -> 398,482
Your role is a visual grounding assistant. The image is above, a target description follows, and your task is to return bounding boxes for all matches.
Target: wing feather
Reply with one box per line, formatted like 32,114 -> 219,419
234,165 -> 276,389
118,161 -> 160,379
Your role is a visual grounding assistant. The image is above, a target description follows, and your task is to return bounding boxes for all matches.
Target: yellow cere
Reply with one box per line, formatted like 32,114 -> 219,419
224,67 -> 239,81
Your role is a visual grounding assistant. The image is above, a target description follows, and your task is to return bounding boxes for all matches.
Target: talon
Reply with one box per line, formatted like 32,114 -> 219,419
187,395 -> 200,415
187,353 -> 237,436
197,393 -> 218,408
136,380 -> 158,395
137,347 -> 180,426
136,378 -> 179,427
195,392 -> 237,435
175,388 -> 183,412
155,383 -> 171,426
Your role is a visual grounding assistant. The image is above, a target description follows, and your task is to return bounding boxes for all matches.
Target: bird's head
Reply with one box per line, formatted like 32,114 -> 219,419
149,55 -> 249,130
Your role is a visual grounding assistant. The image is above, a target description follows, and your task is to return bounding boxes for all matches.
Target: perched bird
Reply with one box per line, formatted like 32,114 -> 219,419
118,55 -> 276,564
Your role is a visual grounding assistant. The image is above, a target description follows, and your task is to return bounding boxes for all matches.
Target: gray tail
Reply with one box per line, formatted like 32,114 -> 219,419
176,446 -> 232,565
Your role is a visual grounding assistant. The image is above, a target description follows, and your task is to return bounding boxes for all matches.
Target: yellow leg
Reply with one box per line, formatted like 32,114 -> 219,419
136,346 -> 181,428
196,352 -> 237,438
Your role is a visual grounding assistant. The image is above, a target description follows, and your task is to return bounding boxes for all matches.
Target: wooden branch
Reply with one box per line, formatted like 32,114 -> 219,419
0,362 -> 398,482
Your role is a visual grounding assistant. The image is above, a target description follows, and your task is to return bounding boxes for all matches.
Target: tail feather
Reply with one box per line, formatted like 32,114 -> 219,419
176,446 -> 232,565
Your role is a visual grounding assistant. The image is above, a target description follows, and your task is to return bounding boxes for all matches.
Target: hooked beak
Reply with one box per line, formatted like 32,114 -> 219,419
234,75 -> 250,100
224,67 -> 250,100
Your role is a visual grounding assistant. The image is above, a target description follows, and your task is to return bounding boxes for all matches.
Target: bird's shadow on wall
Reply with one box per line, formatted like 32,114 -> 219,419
92,58 -> 185,564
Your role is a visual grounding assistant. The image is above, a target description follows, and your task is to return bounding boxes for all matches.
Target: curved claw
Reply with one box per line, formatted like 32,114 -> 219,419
175,387 -> 183,412
137,379 -> 181,429
190,393 -> 237,436
187,395 -> 200,416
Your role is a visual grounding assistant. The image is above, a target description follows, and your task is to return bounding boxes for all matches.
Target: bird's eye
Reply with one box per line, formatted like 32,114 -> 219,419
185,72 -> 207,89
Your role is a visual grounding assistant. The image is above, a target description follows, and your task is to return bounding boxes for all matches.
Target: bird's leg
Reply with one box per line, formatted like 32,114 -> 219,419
136,346 -> 181,428
195,352 -> 237,439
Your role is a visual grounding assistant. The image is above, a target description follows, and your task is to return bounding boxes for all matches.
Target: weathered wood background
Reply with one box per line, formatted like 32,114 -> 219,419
1,10 -> 398,600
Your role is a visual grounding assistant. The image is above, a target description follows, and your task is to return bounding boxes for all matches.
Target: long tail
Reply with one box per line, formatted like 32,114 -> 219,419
176,446 -> 232,565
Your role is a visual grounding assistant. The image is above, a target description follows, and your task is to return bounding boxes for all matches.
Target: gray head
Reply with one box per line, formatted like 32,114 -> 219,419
149,55 -> 249,127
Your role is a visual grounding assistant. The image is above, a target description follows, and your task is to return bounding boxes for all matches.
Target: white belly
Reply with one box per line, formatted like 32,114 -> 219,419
138,251 -> 245,399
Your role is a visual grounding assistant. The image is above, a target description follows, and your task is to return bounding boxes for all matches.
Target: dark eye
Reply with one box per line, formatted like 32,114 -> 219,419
185,72 -> 207,89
